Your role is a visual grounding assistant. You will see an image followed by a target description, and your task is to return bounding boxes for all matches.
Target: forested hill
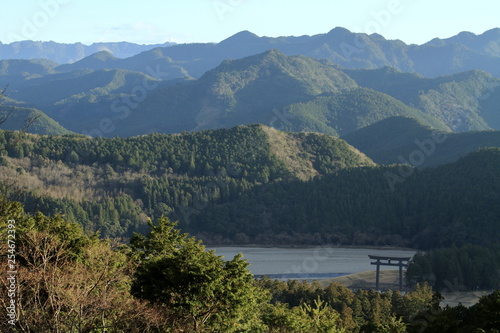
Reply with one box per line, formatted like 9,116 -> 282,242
343,116 -> 500,167
1,124 -> 499,249
0,125 -> 374,238
189,148 -> 500,249
0,105 -> 73,135
3,49 -> 500,137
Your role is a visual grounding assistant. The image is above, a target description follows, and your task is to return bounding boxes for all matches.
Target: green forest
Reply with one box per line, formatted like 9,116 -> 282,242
0,126 -> 499,249
0,125 -> 374,238
1,196 -> 499,332
406,245 -> 500,290
2,25 -> 500,333
1,120 -> 500,331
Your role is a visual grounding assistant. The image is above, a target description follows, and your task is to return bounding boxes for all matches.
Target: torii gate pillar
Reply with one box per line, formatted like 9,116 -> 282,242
369,255 -> 411,290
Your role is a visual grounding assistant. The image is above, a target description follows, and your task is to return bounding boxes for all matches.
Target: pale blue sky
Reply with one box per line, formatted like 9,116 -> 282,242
1,0 -> 499,45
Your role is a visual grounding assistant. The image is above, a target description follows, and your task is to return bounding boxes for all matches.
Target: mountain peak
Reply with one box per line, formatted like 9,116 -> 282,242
88,50 -> 119,61
55,50 -> 119,71
481,28 -> 500,38
259,48 -> 285,58
215,49 -> 287,69
219,30 -> 259,45
453,31 -> 477,42
327,27 -> 352,35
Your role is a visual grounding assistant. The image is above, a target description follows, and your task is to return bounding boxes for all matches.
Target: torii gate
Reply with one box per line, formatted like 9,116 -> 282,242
368,255 -> 411,290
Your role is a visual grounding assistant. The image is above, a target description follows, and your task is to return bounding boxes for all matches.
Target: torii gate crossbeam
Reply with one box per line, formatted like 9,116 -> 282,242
368,255 -> 411,290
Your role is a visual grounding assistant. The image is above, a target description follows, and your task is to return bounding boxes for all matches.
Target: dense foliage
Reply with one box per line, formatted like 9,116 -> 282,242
0,106 -> 72,135
282,88 -> 446,136
2,195 -> 499,332
343,116 -> 500,167
0,126 -> 499,248
190,148 -> 500,248
406,245 -> 500,291
0,125 -> 373,239
344,66 -> 500,132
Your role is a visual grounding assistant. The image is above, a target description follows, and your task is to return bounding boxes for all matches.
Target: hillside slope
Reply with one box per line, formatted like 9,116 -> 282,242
188,148 -> 500,248
0,124 -> 373,237
118,49 -> 359,136
0,105 -> 72,135
343,116 -> 500,167
282,88 -> 448,136
343,67 -> 500,132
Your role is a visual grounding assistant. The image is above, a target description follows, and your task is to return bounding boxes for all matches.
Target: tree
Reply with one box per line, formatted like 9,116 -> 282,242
470,290 -> 500,331
0,87 -> 41,155
0,87 -> 13,128
0,196 -> 165,332
295,297 -> 346,333
130,217 -> 266,332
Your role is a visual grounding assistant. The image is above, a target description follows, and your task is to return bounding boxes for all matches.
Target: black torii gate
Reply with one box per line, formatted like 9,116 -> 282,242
368,255 -> 411,290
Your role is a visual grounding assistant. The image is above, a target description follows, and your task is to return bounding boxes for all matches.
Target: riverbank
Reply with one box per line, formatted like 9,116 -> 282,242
319,270 -> 403,289
319,270 -> 489,307
206,243 -> 418,251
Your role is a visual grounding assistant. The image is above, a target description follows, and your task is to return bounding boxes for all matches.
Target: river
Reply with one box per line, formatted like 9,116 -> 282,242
210,246 -> 417,280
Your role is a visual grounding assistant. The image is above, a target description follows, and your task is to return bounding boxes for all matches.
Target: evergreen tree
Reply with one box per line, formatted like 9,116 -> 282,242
130,217 -> 266,332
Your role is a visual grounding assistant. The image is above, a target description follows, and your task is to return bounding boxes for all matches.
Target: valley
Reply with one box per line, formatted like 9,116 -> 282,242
1,25 -> 500,332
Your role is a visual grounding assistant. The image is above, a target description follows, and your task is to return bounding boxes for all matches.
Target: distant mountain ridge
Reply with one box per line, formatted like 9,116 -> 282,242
342,116 -> 500,167
2,49 -> 500,137
5,27 -> 500,79
115,49 -> 450,137
82,49 -> 500,136
342,66 -> 500,132
0,40 -> 176,64
428,29 -> 500,57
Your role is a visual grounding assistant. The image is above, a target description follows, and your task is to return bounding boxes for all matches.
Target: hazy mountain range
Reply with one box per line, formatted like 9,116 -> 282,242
2,27 -> 500,78
1,48 -> 499,137
0,27 -> 499,171
0,40 -> 176,64
1,27 -> 500,247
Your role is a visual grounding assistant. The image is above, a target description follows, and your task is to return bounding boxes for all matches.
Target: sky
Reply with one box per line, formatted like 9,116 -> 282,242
1,0 -> 499,46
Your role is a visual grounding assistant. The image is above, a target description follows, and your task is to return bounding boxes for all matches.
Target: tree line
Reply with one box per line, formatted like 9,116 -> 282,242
190,148 -> 500,249
2,195 -> 499,332
1,129 -> 499,249
406,244 -> 500,291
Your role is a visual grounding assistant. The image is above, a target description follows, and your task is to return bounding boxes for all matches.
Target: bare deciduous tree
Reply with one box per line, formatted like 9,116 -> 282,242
0,86 -> 41,153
